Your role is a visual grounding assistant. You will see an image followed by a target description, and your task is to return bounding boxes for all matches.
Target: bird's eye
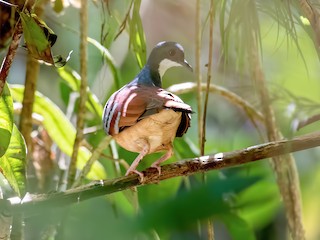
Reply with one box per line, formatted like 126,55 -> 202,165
169,49 -> 176,56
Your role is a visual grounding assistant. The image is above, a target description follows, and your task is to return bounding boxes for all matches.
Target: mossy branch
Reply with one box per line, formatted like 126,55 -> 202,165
4,131 -> 320,217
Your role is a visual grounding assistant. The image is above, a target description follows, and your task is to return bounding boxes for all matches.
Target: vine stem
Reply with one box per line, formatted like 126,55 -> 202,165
68,0 -> 88,188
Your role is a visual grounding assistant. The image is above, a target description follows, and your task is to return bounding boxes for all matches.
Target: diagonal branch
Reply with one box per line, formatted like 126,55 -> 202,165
167,82 -> 264,123
5,131 -> 320,216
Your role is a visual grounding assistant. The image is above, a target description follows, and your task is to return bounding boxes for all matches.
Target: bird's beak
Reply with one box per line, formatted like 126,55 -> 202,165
182,59 -> 193,72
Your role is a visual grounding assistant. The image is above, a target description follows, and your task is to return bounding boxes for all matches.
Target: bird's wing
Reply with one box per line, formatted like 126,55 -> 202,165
156,90 -> 192,137
103,84 -> 192,136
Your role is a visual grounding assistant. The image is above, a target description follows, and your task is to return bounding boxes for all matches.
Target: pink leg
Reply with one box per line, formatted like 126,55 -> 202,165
151,145 -> 173,175
126,143 -> 149,181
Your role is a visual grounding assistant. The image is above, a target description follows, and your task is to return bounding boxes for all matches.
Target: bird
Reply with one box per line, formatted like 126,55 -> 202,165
102,41 -> 193,180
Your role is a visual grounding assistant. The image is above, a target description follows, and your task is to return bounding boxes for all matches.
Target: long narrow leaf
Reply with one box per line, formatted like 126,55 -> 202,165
129,0 -> 146,68
0,83 -> 13,157
0,124 -> 26,197
87,37 -> 121,90
57,67 -> 103,117
10,85 -> 106,180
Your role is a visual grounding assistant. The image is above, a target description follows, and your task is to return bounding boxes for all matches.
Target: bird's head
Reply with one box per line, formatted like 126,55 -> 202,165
147,41 -> 192,79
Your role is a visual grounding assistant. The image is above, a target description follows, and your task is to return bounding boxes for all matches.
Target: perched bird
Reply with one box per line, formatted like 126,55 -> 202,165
102,41 -> 193,179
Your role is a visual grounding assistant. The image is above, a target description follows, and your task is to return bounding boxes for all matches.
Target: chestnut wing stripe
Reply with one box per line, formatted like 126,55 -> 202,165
103,91 -> 121,135
102,93 -> 116,134
122,92 -> 137,117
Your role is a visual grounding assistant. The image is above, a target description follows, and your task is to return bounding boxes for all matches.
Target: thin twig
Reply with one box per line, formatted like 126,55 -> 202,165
203,0 -> 215,239
19,54 -> 40,153
202,0 -> 215,155
296,113 -> 320,130
0,21 -> 23,96
5,131 -> 320,216
72,136 -> 112,188
68,0 -> 88,188
195,0 -> 203,147
167,82 -> 264,124
113,0 -> 134,40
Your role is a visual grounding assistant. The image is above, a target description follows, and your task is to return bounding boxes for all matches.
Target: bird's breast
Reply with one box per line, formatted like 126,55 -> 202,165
113,109 -> 182,154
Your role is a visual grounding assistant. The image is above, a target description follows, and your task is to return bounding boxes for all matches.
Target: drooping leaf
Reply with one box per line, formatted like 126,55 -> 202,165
0,83 -> 13,157
10,85 -> 106,180
0,124 -> 26,197
20,11 -> 51,52
57,67 -> 103,117
20,10 -> 71,67
129,0 -> 146,68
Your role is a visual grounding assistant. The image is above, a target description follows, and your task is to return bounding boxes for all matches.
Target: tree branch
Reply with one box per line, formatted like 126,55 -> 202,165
195,0 -> 203,147
5,131 -> 320,216
250,26 -> 305,240
167,82 -> 264,123
68,0 -> 88,188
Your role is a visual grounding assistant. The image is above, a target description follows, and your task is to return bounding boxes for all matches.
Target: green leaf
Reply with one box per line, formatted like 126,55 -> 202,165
0,124 -> 26,197
219,213 -> 256,240
87,37 -> 122,90
20,11 -> 71,67
20,11 -> 50,53
0,83 -> 13,157
136,175 -> 260,233
57,66 -> 103,117
236,179 -> 280,229
129,0 -> 146,68
10,85 -> 106,180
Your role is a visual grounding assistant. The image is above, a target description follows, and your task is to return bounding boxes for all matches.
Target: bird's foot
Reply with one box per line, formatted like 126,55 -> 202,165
126,169 -> 145,183
150,163 -> 162,176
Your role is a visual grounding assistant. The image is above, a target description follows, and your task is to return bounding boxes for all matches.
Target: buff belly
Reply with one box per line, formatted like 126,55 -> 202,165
113,109 -> 182,153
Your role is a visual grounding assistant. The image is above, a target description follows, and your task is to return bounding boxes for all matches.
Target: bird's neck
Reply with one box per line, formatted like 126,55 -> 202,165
135,65 -> 162,88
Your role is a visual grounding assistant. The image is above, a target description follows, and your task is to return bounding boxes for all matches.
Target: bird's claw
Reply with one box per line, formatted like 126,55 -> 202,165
150,164 -> 161,176
126,169 -> 145,183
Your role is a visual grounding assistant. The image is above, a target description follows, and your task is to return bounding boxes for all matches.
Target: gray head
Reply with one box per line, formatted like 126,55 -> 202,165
147,41 -> 192,79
